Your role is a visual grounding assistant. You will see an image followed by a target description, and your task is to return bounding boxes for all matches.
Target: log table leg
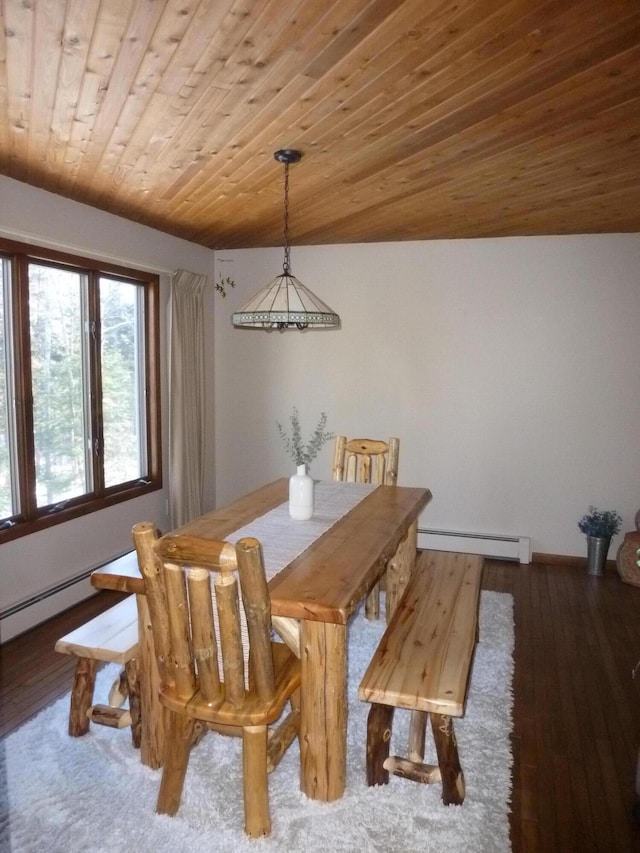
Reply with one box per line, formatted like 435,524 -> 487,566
300,620 -> 346,801
385,520 -> 417,621
431,713 -> 465,805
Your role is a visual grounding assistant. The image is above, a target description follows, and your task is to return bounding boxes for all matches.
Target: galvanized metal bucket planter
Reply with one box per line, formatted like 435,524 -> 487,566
586,535 -> 611,576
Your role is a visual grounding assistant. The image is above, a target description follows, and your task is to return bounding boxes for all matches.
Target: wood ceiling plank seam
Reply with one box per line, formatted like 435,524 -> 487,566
68,0 -> 169,203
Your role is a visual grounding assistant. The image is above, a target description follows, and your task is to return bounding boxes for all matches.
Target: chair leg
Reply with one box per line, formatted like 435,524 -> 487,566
157,713 -> 196,815
124,658 -> 141,749
431,713 -> 465,805
366,703 -> 395,786
108,668 -> 130,707
69,657 -> 98,737
242,725 -> 270,837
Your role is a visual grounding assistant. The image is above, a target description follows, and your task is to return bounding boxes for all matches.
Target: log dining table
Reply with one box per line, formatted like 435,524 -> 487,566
91,477 -> 431,802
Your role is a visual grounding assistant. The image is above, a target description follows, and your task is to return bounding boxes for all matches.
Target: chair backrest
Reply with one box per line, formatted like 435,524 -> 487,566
332,436 -> 400,486
132,522 -> 276,710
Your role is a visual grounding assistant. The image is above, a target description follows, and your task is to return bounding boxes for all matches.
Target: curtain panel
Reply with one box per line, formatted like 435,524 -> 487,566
169,269 -> 208,528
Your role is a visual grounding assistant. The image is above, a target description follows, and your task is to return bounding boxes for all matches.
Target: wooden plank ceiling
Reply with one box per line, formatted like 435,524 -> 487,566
0,0 -> 639,250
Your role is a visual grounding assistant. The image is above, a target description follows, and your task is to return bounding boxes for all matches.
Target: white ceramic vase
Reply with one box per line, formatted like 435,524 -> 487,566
289,464 -> 314,520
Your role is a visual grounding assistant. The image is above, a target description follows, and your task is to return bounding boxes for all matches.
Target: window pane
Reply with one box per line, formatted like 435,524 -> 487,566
30,264 -> 89,507
0,258 -> 15,518
100,278 -> 146,488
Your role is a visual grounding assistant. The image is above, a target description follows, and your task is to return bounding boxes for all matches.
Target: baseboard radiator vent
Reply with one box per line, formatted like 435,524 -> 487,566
1,567 -> 98,643
417,528 -> 531,564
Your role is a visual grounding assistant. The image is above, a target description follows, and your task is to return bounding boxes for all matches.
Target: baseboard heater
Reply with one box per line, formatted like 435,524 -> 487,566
417,528 -> 531,564
0,568 -> 96,623
0,554 -> 130,642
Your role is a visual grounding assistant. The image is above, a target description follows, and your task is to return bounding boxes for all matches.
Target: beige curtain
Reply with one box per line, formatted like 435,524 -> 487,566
169,269 -> 208,528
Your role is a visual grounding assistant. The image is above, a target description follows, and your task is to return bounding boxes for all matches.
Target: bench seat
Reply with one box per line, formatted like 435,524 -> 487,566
358,550 -> 483,804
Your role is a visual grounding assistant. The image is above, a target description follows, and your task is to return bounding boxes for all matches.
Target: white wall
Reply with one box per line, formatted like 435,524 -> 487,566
214,235 -> 640,559
0,176 -> 215,640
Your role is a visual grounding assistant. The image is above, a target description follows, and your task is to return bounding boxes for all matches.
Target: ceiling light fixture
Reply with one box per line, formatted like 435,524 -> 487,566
232,149 -> 340,330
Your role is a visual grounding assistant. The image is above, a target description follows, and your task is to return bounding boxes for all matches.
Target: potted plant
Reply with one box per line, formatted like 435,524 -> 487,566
578,506 -> 622,575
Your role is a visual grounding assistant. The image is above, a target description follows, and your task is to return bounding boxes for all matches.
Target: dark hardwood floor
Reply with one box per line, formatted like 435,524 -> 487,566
2,560 -> 640,851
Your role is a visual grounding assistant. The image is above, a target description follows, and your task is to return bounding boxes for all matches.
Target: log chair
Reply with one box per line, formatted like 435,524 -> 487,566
132,522 -> 301,839
331,435 -> 400,619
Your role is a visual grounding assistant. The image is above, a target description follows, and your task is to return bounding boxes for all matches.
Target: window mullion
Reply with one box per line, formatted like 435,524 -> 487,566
87,274 -> 104,496
13,254 -> 37,521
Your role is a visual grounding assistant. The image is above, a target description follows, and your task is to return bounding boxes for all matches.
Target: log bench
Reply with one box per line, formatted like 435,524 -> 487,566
55,592 -> 141,746
358,550 -> 483,805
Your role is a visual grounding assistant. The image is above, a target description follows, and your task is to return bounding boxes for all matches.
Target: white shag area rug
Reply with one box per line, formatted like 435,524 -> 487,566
0,591 -> 514,853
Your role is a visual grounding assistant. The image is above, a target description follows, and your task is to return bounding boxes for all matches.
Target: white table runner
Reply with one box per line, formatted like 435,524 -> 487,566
210,480 -> 378,682
229,480 -> 378,581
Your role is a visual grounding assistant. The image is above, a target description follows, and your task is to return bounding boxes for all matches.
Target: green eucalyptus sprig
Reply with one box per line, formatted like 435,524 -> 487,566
277,407 -> 333,468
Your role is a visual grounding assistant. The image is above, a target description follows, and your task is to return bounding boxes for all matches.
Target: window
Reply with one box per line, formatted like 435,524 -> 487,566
0,238 -> 161,542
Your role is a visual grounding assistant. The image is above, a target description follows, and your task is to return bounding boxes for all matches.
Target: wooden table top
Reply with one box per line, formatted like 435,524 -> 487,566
92,479 -> 431,625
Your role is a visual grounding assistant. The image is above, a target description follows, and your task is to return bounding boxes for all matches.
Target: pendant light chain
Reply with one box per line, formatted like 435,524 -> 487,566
282,160 -> 291,275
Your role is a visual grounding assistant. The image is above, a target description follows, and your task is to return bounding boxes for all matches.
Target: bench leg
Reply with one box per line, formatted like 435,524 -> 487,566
366,703 -> 395,786
69,657 -> 98,737
431,713 -> 465,805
